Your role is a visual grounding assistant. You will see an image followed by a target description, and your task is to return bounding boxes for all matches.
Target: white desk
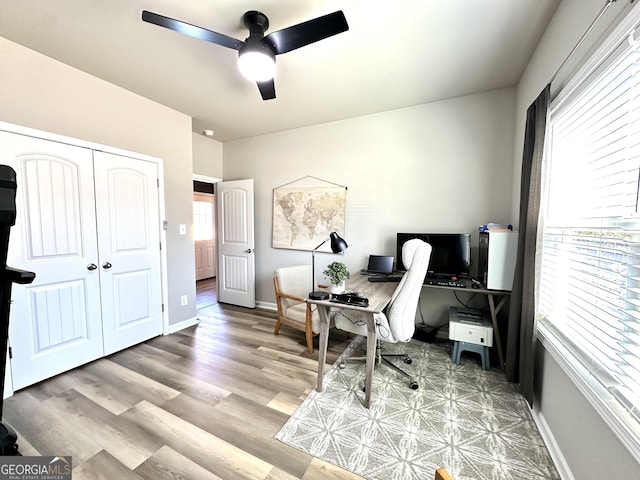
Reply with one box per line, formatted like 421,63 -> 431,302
308,273 -> 397,408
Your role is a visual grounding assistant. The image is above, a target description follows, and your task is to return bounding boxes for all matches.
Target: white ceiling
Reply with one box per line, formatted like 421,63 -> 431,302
0,0 -> 560,142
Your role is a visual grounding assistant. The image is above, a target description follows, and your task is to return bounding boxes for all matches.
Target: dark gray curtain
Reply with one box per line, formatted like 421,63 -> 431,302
505,84 -> 551,405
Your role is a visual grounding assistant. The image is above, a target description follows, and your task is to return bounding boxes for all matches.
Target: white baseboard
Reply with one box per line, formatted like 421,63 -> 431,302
167,316 -> 198,334
256,301 -> 277,311
531,407 -> 574,480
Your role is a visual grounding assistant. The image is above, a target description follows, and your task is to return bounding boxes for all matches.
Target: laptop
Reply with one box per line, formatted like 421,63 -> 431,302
360,255 -> 394,275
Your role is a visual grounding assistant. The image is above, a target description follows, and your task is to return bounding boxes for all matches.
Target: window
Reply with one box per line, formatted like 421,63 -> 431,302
538,14 -> 640,455
193,195 -> 214,242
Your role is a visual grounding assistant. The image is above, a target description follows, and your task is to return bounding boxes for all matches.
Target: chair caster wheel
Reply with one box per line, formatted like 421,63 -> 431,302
410,381 -> 419,390
338,362 -> 346,369
404,357 -> 412,365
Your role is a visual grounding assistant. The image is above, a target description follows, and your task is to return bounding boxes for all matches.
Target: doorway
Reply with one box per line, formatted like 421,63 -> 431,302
193,177 -> 219,312
193,191 -> 216,281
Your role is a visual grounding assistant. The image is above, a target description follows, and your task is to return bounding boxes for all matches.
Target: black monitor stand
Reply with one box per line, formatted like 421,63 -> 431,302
0,166 -> 35,455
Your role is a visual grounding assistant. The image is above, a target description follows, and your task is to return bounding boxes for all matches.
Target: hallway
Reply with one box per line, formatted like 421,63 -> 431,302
196,277 -> 217,311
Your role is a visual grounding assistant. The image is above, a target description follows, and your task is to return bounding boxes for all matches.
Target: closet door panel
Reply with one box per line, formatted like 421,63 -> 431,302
93,151 -> 163,355
1,131 -> 104,390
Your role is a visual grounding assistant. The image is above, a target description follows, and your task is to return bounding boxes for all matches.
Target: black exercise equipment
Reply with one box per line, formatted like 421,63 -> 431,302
0,165 -> 35,455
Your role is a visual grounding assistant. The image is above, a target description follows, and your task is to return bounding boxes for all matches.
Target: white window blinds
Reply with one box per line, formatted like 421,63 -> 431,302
540,33 -> 640,429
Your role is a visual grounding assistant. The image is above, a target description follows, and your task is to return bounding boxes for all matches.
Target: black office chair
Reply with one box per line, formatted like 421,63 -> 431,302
0,165 -> 35,455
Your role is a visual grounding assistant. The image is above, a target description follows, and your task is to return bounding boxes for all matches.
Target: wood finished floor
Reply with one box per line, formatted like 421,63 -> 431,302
196,277 -> 218,311
3,279 -> 361,479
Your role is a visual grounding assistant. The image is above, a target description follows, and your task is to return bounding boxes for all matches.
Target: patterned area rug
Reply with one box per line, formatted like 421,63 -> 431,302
275,337 -> 559,480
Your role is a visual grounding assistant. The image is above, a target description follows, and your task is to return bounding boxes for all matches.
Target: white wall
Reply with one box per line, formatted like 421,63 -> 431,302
224,87 -> 516,325
0,37 -> 197,327
515,0 -> 640,478
193,132 -> 223,179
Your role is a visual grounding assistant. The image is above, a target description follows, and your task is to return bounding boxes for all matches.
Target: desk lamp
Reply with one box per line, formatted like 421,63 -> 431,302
309,231 -> 348,300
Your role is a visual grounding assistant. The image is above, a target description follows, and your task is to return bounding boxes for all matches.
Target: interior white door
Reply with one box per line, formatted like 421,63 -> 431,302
216,179 -> 255,308
1,131 -> 104,390
195,239 -> 215,280
93,151 -> 163,355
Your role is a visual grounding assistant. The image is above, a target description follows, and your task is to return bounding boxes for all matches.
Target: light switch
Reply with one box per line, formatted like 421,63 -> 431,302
179,224 -> 187,235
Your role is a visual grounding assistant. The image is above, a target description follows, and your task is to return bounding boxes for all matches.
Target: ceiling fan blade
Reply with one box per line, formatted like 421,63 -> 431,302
257,79 -> 276,100
142,10 -> 245,50
263,11 -> 348,55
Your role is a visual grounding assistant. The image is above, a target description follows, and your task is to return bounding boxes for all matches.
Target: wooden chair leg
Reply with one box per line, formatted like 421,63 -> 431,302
305,304 -> 315,353
435,467 -> 454,480
274,317 -> 282,335
273,276 -> 283,336
305,328 -> 314,354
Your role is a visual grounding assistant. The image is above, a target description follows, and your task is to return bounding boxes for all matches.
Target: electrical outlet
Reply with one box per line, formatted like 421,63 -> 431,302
180,295 -> 188,306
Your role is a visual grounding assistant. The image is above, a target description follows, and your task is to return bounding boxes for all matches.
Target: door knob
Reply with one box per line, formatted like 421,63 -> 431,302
87,263 -> 98,271
102,262 -> 112,269
245,248 -> 254,253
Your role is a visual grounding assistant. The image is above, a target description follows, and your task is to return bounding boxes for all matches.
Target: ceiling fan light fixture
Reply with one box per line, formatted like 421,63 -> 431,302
238,43 -> 276,82
142,9 -> 349,100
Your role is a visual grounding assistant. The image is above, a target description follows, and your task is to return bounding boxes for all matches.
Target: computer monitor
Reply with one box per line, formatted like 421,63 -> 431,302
396,233 -> 471,278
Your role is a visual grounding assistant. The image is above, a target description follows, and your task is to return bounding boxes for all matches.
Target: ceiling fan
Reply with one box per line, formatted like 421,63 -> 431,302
141,9 -> 349,100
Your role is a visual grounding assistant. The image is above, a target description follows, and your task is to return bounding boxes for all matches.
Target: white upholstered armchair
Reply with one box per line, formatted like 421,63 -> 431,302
273,265 -> 330,353
334,239 -> 432,388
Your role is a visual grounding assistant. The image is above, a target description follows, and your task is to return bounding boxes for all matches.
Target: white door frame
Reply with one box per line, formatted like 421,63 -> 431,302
192,173 -> 221,288
0,121 -> 170,362
193,174 -> 222,184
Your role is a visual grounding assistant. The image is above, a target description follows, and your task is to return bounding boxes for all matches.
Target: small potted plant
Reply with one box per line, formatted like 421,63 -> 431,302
323,261 -> 350,294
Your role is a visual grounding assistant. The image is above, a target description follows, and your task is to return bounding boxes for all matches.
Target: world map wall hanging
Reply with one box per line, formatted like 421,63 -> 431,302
272,176 -> 346,251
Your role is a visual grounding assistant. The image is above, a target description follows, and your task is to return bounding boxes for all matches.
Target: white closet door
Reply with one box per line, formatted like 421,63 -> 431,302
93,151 -> 163,355
1,131 -> 104,390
